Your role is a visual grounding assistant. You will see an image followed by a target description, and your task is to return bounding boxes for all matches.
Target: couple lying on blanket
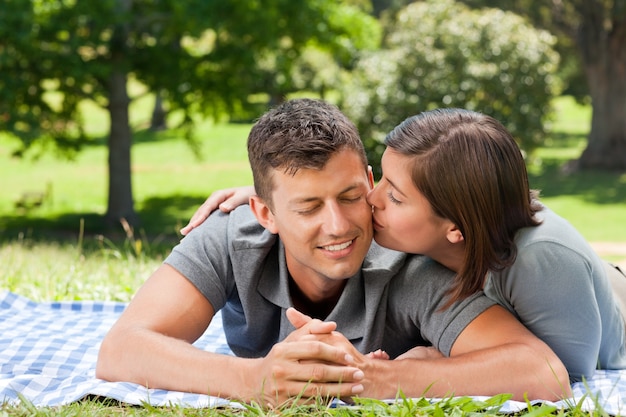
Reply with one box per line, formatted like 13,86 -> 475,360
97,99 -> 626,407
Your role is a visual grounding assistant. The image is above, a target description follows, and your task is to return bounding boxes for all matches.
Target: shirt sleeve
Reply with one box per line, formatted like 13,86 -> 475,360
164,210 -> 234,311
493,241 -> 601,381
383,256 -> 496,358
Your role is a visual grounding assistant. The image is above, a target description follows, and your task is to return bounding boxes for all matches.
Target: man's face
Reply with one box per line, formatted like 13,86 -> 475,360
256,149 -> 374,297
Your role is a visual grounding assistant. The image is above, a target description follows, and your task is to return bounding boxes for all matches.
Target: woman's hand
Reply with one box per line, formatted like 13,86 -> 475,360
180,185 -> 256,235
395,346 -> 444,360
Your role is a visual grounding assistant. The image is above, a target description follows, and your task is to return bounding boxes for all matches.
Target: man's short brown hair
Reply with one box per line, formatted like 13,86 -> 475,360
247,98 -> 367,209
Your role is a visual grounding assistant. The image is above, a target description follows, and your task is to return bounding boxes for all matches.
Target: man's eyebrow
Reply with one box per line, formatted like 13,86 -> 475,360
288,184 -> 363,205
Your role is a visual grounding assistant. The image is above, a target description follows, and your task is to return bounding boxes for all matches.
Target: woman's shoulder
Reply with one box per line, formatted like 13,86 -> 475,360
502,205 -> 606,284
515,205 -> 589,252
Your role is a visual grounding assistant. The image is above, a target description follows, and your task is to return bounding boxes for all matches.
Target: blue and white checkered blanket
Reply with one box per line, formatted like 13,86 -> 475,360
1,290 -> 625,414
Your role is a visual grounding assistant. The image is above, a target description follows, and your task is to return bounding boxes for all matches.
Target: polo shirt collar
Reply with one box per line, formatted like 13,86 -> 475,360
257,240 -> 398,342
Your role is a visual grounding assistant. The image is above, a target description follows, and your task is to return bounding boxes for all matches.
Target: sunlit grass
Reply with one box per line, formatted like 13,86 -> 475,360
2,95 -> 624,244
530,96 -> 626,244
0,388 -> 606,416
1,233 -> 160,302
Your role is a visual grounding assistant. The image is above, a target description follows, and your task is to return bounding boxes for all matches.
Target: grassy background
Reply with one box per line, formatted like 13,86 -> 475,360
1,116 -> 253,244
2,95 -> 625,243
529,97 -> 626,242
1,95 -> 626,302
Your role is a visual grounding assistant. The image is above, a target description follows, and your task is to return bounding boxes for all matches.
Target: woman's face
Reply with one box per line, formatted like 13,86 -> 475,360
367,148 -> 455,257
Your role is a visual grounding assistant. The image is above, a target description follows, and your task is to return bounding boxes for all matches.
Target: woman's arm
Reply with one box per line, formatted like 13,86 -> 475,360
490,243 -> 604,381
180,185 -> 255,235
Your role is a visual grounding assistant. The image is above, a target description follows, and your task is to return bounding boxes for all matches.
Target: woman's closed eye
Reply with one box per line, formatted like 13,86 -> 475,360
387,190 -> 401,205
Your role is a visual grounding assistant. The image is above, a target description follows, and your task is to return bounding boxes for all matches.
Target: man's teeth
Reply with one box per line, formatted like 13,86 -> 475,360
323,240 -> 353,251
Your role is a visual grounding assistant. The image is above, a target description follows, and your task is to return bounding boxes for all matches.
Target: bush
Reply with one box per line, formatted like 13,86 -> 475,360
340,0 -> 560,175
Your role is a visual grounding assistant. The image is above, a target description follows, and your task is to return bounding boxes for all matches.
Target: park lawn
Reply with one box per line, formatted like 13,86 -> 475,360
1,95 -> 625,244
0,118 -> 254,241
1,94 -> 625,301
529,96 -> 626,243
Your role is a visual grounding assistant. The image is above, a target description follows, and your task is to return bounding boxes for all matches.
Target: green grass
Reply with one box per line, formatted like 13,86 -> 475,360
2,95 -> 625,246
1,235 -> 160,301
1,95 -> 625,416
0,390 -> 599,416
528,96 -> 626,242
0,119 -> 253,246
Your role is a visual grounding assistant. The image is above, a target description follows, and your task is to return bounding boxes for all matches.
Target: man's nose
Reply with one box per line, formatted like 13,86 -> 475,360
322,203 -> 351,235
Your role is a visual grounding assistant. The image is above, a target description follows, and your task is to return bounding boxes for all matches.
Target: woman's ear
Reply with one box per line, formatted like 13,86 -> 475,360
446,224 -> 464,244
250,195 -> 278,234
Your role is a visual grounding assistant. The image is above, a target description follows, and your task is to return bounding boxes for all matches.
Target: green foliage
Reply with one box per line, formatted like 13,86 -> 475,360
0,0 -> 221,156
234,2 -> 381,105
2,98 -> 625,245
339,0 -> 560,176
0,0 -> 378,225
459,0 -> 588,102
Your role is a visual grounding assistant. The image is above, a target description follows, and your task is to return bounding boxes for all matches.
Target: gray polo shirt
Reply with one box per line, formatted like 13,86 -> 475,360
484,206 -> 626,381
165,205 -> 495,358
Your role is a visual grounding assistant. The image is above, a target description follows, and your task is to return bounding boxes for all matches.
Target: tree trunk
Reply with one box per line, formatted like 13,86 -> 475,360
105,67 -> 138,227
150,90 -> 167,131
105,0 -> 138,228
576,3 -> 626,171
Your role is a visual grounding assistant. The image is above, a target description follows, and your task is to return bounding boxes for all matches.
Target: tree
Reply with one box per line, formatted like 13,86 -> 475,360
229,4 -> 381,108
557,1 -> 626,171
0,0 -> 375,228
339,0 -> 560,175
460,0 -> 626,171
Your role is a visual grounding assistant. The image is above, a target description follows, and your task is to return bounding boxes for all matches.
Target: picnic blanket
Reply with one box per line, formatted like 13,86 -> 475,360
1,290 -> 625,414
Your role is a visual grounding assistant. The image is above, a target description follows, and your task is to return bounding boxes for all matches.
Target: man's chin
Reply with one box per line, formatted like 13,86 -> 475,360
325,264 -> 363,281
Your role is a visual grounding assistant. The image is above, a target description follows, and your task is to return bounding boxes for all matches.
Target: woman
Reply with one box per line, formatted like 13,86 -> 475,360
182,108 -> 626,382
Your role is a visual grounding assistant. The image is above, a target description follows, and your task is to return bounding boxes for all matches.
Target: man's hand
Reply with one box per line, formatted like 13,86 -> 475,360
243,309 -> 365,406
365,349 -> 390,360
284,308 -> 337,338
284,308 -> 393,401
285,308 -> 359,353
246,337 -> 365,406
180,186 -> 256,235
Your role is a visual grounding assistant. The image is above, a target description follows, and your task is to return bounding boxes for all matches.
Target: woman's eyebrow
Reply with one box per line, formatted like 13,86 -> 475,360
385,177 -> 408,198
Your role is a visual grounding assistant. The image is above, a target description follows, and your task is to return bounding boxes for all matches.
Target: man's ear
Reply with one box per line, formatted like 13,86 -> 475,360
367,165 -> 375,190
250,195 -> 279,234
446,224 -> 464,244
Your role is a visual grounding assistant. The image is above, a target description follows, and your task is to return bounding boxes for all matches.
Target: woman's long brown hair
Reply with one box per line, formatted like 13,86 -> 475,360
385,108 -> 542,305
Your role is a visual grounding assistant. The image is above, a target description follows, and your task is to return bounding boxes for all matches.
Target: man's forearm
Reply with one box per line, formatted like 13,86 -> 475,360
96,326 -> 254,399
97,326 -> 367,405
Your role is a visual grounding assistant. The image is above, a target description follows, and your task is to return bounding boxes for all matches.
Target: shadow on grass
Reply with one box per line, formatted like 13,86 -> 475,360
528,159 -> 626,204
46,125 -> 196,155
2,162 -> 624,256
543,131 -> 588,148
0,194 -> 211,258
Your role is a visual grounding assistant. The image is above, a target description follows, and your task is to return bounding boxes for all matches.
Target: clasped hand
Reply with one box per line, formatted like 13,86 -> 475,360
246,308 -> 367,406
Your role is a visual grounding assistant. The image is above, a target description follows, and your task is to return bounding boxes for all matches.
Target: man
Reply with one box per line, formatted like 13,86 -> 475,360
97,99 -> 569,406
